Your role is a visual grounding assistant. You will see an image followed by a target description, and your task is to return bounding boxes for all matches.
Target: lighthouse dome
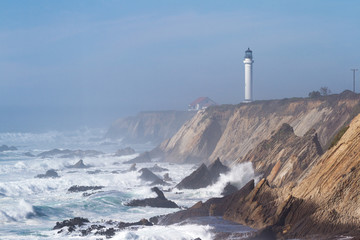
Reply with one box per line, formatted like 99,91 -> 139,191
245,48 -> 252,59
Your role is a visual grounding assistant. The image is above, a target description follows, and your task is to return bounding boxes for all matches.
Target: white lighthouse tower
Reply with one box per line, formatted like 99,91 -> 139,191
243,48 -> 254,103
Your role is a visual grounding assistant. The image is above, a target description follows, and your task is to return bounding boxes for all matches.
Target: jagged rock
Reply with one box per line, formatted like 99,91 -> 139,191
53,217 -> 90,230
66,160 -> 90,169
175,159 -> 228,190
68,185 -> 104,193
208,157 -> 229,179
24,152 -> 35,157
150,178 -> 169,186
148,164 -> 168,172
129,163 -> 137,171
160,179 -> 255,225
239,123 -> 323,187
221,183 -> 238,196
124,151 -> 152,164
0,145 -> 17,152
114,147 -> 136,157
163,173 -> 172,181
126,187 -> 179,208
138,168 -> 162,183
35,169 -> 59,178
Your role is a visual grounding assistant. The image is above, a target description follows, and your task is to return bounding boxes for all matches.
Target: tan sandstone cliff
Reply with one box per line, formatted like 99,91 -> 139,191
159,91 -> 360,164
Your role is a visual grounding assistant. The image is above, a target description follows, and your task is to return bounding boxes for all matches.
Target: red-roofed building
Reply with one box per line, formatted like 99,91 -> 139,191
188,97 -> 217,111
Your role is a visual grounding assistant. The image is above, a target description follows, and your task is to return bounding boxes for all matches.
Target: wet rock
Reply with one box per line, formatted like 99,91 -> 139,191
0,145 -> 17,152
124,151 -> 152,164
175,159 -> 229,190
114,147 -> 136,157
67,160 -> 91,169
86,170 -> 101,175
35,169 -> 60,178
138,168 -> 162,182
126,187 -> 179,208
38,149 -> 103,159
208,158 -> 229,179
148,164 -> 168,172
24,152 -> 35,157
150,178 -> 169,186
221,183 -> 238,196
68,185 -> 104,193
175,164 -> 212,189
163,173 -> 172,181
53,217 -> 90,230
129,163 -> 137,171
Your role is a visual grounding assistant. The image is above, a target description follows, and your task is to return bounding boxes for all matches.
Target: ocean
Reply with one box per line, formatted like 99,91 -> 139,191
0,128 -> 255,239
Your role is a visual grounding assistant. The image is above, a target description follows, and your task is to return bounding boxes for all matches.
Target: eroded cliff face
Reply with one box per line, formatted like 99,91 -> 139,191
240,123 -> 323,188
226,112 -> 360,238
106,111 -> 195,144
159,91 -> 360,164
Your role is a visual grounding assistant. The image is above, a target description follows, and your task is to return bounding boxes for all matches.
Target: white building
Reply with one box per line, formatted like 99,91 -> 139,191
244,48 -> 254,103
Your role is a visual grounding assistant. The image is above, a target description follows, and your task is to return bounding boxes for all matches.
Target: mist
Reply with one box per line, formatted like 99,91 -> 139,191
1,0 -> 360,131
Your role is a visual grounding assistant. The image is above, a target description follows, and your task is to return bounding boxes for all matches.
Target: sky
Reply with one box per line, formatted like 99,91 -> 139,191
0,0 -> 360,131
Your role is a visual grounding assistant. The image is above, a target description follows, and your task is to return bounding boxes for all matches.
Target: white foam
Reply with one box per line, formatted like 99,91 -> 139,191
114,224 -> 214,240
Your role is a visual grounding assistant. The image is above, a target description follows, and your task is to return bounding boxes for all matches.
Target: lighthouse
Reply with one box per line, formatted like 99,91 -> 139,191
243,48 -> 254,103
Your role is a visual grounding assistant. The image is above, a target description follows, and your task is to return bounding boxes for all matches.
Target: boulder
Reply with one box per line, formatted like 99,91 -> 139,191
138,168 -> 162,182
163,173 -> 172,182
175,164 -> 212,189
175,159 -> 229,190
148,164 -> 168,172
124,151 -> 152,164
67,160 -> 90,169
68,185 -> 104,193
0,145 -> 17,152
53,217 -> 90,231
208,158 -> 229,180
114,147 -> 136,157
126,187 -> 179,208
35,169 -> 59,178
221,183 -> 238,196
128,163 -> 137,171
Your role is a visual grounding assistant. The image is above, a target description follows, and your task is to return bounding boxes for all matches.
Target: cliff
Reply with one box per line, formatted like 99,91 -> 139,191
106,111 -> 195,144
158,91 -> 360,164
160,113 -> 360,238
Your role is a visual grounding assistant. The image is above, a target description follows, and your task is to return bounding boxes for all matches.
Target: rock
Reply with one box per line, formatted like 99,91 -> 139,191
175,164 -> 212,189
163,173 -> 172,181
0,145 -> 17,152
68,185 -> 104,193
35,169 -> 59,178
124,151 -> 152,164
138,168 -> 162,182
148,164 -> 168,172
67,160 -> 90,169
24,152 -> 35,157
38,149 -> 103,159
53,217 -> 90,230
159,180 -> 255,225
221,183 -> 238,196
129,163 -> 137,171
150,178 -> 169,186
175,159 -> 229,190
86,170 -> 101,175
114,147 -> 136,157
126,187 -> 179,208
208,158 -> 229,179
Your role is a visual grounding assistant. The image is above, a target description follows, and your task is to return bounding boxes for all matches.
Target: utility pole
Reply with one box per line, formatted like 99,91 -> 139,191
351,69 -> 358,92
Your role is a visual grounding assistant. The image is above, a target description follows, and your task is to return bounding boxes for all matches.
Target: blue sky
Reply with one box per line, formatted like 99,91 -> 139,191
0,1 -> 360,131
